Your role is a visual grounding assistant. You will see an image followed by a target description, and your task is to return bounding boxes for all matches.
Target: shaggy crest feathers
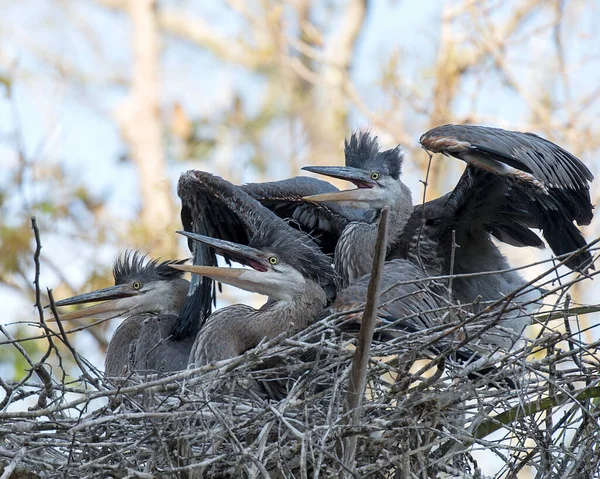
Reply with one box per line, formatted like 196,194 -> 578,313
344,131 -> 404,179
113,251 -> 187,285
249,217 -> 336,288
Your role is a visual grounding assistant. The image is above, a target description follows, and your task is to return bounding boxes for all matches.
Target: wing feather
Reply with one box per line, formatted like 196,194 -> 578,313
419,124 -> 594,271
173,171 -> 337,339
243,176 -> 366,254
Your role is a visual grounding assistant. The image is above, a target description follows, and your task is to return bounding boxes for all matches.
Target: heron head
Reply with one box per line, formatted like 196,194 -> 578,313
171,231 -> 333,302
301,131 -> 411,210
50,252 -> 189,321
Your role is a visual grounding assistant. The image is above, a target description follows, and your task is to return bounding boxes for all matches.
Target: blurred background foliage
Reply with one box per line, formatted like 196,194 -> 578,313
1,0 -> 600,380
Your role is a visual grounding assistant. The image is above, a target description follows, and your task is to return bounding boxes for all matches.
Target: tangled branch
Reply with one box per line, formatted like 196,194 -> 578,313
1,221 -> 599,478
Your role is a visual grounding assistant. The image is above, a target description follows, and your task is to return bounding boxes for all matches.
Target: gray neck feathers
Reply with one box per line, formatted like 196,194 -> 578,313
192,280 -> 327,366
247,279 -> 327,348
165,278 -> 191,314
335,184 -> 413,289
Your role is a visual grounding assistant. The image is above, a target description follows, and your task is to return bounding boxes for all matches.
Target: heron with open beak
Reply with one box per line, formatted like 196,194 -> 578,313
299,127 -> 594,349
171,227 -> 332,367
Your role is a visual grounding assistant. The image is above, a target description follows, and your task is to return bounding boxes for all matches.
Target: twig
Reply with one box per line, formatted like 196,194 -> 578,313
341,206 -> 389,475
47,289 -> 105,390
1,223 -> 600,476
31,217 -> 45,329
0,446 -> 28,479
474,386 -> 600,440
448,229 -> 457,303
415,151 -> 434,273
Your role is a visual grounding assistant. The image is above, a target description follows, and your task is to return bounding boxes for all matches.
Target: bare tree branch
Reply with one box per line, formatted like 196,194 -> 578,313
342,206 -> 389,474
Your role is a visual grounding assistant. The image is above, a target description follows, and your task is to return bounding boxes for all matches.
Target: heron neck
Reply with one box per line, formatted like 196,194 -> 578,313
169,278 -> 192,313
191,280 -> 328,366
259,279 -> 328,336
335,204 -> 411,289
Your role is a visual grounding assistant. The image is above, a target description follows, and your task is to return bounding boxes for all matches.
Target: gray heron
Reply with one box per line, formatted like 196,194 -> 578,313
175,221 -> 501,389
241,126 -> 594,348
302,126 -> 594,347
175,171 -> 496,380
53,252 -> 194,376
174,170 -> 337,367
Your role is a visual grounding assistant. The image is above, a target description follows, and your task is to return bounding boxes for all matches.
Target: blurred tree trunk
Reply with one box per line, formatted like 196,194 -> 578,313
115,0 -> 177,257
425,5 -> 465,199
313,0 -> 368,159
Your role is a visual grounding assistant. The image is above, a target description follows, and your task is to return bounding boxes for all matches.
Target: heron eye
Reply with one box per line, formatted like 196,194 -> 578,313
132,281 -> 143,290
370,172 -> 380,180
268,256 -> 278,265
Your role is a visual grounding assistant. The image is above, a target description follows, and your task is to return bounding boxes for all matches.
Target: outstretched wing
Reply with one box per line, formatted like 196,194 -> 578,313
243,176 -> 367,255
174,170 -> 336,339
174,170 -> 278,339
420,124 -> 594,271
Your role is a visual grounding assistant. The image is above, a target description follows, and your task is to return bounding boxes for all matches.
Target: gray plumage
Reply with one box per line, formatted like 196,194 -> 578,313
54,251 -> 192,377
243,175 -> 367,255
175,171 -> 335,367
105,313 -> 194,377
190,280 -> 328,367
250,126 -> 594,348
302,132 -> 415,289
419,124 -> 594,272
332,259 -> 445,332
176,171 -> 501,383
177,171 -> 484,368
344,131 -> 403,179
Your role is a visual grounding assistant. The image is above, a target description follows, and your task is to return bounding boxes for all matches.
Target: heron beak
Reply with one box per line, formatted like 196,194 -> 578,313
48,284 -> 139,321
302,166 -> 378,188
175,231 -> 270,272
173,231 -> 288,297
169,264 -> 246,281
301,166 -> 379,204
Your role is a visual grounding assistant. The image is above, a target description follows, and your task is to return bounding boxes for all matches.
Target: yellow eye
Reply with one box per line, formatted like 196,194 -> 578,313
268,256 -> 278,265
132,281 -> 143,290
370,172 -> 380,180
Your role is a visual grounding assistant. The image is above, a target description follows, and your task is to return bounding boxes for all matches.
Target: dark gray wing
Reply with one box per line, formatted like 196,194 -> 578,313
420,124 -> 593,198
332,259 -> 444,332
174,170 -> 276,339
105,315 -> 145,377
133,314 -> 195,374
243,176 -> 367,255
174,171 -> 336,339
391,167 -> 544,277
420,124 -> 594,271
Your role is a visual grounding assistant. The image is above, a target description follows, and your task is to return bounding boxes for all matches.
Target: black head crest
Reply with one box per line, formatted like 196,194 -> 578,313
345,131 -> 404,179
113,251 -> 187,285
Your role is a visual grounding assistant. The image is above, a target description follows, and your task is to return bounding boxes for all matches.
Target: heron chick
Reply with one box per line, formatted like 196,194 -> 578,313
171,230 -> 331,367
301,126 -> 594,349
52,251 -> 193,377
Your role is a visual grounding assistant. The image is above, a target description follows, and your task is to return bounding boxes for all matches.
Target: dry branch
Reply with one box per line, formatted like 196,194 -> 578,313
1,236 -> 600,478
342,206 -> 389,473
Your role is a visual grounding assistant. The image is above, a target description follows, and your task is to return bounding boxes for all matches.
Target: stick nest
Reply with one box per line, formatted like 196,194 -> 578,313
2,233 -> 600,478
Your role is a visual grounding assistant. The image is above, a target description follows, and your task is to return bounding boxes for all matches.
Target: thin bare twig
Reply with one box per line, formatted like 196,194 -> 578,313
342,206 -> 390,475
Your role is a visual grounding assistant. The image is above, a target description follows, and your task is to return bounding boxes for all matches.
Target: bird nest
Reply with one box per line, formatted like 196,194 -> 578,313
2,237 -> 600,478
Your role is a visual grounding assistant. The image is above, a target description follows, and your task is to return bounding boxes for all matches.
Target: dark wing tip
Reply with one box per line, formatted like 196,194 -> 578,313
423,124 -> 594,187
